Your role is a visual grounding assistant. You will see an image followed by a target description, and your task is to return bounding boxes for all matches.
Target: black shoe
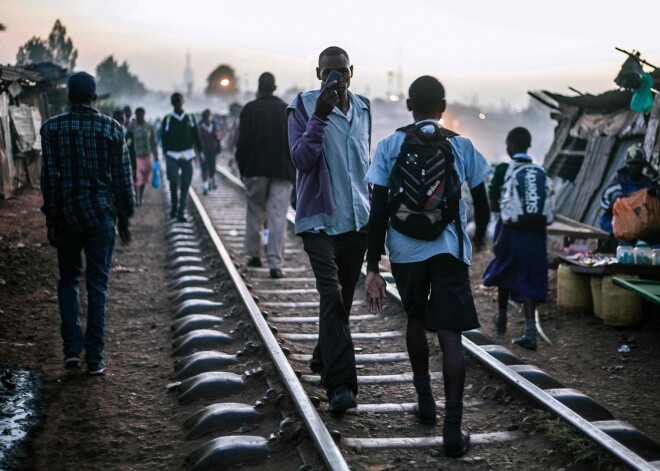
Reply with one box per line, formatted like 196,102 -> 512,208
64,357 -> 80,368
269,268 -> 284,279
87,359 -> 107,376
202,188 -> 208,196
492,312 -> 507,334
444,429 -> 470,458
176,215 -> 187,223
512,336 -> 537,350
169,209 -> 177,219
329,386 -> 357,414
413,403 -> 437,425
247,257 -> 262,267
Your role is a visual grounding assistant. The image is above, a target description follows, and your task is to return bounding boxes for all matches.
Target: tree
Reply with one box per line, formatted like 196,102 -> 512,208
96,55 -> 148,97
205,64 -> 237,96
47,20 -> 78,71
16,37 -> 52,66
15,20 -> 77,71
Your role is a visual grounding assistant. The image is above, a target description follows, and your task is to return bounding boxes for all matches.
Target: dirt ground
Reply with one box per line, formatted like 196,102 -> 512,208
0,186 -> 193,470
0,185 -> 659,470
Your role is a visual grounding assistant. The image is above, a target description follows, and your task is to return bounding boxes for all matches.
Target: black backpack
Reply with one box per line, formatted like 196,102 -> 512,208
387,122 -> 462,243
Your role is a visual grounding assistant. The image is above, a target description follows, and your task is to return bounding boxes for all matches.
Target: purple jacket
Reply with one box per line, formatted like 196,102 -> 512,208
287,90 -> 371,234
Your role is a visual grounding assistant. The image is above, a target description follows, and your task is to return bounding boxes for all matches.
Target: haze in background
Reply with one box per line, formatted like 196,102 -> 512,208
2,0 -> 658,161
2,0 -> 659,108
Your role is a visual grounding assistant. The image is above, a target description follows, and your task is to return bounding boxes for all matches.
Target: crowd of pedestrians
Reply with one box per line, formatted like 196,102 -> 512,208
39,45 -> 584,460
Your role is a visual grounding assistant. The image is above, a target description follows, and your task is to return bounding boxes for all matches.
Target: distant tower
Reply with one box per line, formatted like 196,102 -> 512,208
184,51 -> 194,97
396,44 -> 403,99
386,71 -> 394,99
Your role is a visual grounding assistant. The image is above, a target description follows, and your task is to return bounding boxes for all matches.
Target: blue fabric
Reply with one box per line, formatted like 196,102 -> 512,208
287,90 -> 371,235
152,160 -> 160,189
56,218 -> 116,363
599,171 -> 654,233
483,219 -> 548,303
365,120 -> 492,264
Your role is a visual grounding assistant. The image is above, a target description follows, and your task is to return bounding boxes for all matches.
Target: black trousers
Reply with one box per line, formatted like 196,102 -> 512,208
301,230 -> 367,398
166,156 -> 193,217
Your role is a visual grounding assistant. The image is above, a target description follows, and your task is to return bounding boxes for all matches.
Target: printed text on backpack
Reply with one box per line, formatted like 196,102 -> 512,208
499,161 -> 554,229
387,122 -> 461,241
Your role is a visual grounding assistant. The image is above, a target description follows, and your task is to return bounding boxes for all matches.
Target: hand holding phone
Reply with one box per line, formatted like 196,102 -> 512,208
323,69 -> 342,88
316,69 -> 343,119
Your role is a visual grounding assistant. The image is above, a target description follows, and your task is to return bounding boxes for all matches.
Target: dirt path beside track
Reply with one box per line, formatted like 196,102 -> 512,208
0,186 -> 190,470
0,184 -> 659,470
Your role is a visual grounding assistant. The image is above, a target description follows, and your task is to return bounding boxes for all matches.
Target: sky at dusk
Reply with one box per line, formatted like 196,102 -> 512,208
2,0 -> 659,108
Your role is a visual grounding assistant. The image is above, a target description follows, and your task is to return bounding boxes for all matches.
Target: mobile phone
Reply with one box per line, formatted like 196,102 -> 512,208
323,69 -> 342,88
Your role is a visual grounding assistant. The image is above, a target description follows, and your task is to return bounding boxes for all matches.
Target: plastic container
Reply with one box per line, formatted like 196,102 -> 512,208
557,264 -> 593,313
634,240 -> 652,265
601,275 -> 644,326
616,242 -> 634,264
652,245 -> 660,266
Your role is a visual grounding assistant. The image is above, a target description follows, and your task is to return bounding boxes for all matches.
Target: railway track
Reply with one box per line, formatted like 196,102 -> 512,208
164,165 -> 660,470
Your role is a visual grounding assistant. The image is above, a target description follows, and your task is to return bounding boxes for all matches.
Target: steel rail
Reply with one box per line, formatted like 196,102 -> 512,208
188,188 -> 350,471
213,163 -> 657,471
381,268 -> 657,471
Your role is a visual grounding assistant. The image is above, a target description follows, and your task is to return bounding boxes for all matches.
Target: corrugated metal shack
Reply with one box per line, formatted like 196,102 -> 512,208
530,51 -> 660,229
0,63 -> 66,198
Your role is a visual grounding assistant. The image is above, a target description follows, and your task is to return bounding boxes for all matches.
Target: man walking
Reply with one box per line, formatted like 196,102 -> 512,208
236,73 -> 295,278
161,92 -> 203,222
364,76 -> 491,457
40,72 -> 135,375
287,47 -> 371,413
128,107 -> 158,206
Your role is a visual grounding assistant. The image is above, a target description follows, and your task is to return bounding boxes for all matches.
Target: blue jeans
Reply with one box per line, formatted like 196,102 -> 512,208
56,218 -> 116,363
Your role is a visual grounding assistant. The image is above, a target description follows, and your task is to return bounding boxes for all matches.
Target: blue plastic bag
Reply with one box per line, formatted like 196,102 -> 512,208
152,160 -> 160,189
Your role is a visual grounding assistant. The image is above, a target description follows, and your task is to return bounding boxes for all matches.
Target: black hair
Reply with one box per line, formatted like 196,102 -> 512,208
318,46 -> 349,66
171,92 -> 183,101
258,72 -> 276,92
69,93 -> 94,105
123,105 -> 132,114
408,76 -> 445,114
112,109 -> 125,124
202,109 -> 211,117
506,127 -> 532,150
135,107 -> 145,114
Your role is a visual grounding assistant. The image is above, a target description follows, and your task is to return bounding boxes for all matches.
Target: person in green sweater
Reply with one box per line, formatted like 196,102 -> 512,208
161,93 -> 203,222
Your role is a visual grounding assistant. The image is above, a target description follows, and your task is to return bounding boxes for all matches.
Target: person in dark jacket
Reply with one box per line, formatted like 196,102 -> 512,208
599,145 -> 655,234
235,72 -> 295,278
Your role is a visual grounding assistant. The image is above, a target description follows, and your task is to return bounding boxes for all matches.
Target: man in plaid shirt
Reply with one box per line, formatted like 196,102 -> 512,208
40,71 -> 135,376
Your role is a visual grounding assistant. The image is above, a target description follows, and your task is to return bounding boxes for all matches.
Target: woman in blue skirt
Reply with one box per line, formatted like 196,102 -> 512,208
483,127 -> 548,350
